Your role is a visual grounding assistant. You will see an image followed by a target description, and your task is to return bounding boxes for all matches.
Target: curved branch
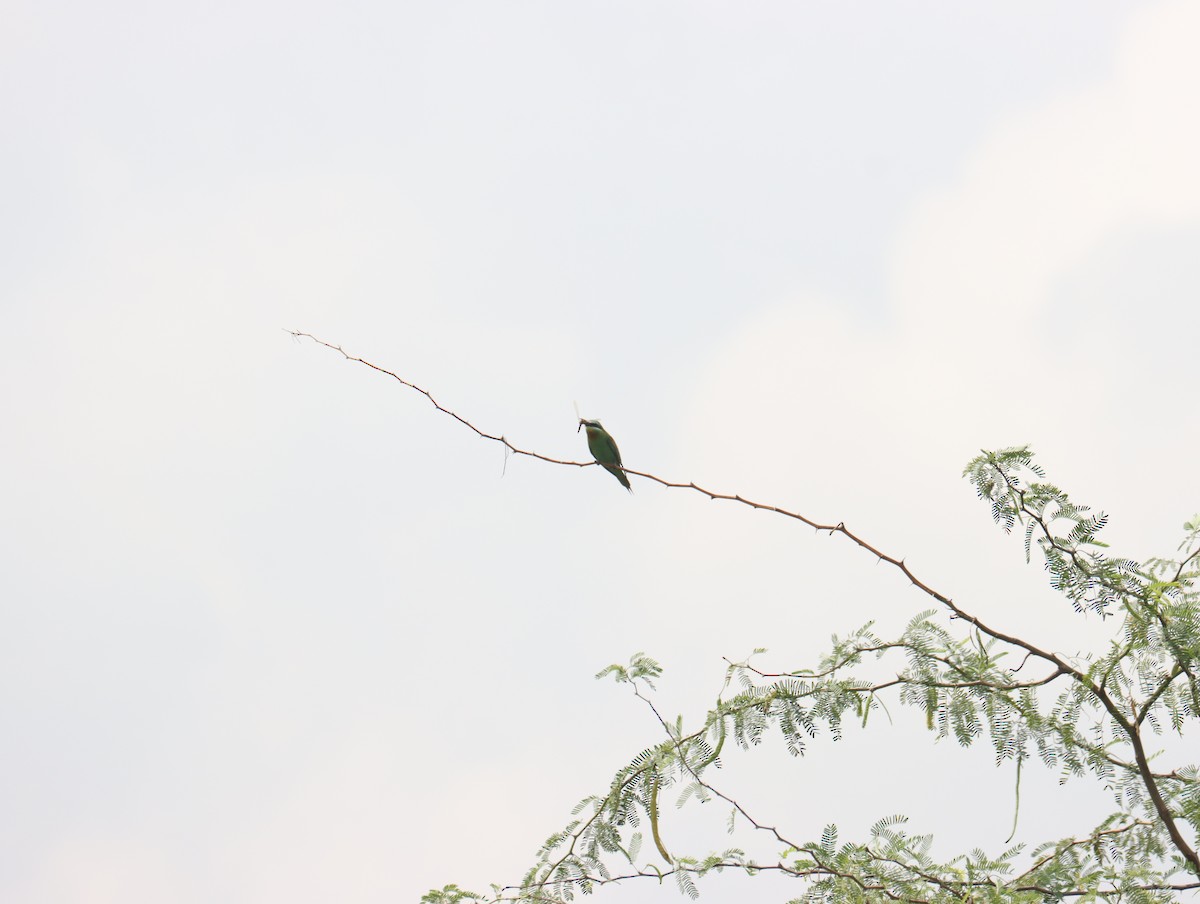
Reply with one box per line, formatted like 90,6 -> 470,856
295,331 -> 1200,877
291,332 -> 1070,669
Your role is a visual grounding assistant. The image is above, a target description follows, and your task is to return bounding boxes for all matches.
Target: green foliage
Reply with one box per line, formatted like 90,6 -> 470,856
421,884 -> 487,904
429,448 -> 1200,902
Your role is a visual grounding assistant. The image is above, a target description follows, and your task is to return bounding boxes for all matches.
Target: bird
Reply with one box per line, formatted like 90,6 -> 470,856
578,418 -> 632,492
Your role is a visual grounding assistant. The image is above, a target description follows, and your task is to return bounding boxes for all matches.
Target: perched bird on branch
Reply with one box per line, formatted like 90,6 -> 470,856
578,419 -> 632,493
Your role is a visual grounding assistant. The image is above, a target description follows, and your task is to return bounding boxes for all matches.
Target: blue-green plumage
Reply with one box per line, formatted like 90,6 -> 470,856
579,418 -> 632,492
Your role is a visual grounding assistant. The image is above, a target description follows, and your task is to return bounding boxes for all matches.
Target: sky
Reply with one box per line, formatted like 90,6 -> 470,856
3,2 -> 1199,902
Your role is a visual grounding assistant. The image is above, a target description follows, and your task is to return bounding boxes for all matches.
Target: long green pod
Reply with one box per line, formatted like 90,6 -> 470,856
648,767 -> 672,864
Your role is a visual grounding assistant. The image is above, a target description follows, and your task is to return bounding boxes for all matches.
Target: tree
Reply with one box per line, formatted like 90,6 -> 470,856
289,334 -> 1200,903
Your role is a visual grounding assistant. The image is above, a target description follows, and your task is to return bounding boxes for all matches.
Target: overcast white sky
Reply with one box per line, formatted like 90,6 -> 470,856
3,2 -> 1199,902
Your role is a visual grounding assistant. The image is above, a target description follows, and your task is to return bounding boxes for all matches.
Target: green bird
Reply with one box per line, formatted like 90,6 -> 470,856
578,418 -> 632,493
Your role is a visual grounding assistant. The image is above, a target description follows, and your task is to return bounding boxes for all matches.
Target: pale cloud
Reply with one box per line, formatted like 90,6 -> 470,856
16,836 -> 184,904
667,0 -> 1199,698
679,0 -> 1199,497
894,0 -> 1200,333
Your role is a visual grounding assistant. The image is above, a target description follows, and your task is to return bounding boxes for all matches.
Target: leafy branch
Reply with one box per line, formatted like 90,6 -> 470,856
289,334 -> 1200,899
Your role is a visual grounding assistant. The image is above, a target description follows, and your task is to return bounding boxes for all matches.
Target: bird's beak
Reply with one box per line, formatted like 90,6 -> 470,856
577,419 -> 585,433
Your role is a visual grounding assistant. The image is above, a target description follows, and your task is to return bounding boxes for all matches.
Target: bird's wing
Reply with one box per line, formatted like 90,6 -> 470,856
602,433 -> 622,466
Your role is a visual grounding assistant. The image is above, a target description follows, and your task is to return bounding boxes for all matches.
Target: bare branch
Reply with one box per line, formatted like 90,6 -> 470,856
291,331 -> 1072,675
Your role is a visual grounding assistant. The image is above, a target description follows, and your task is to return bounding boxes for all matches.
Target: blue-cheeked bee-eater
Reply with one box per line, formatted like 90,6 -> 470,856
578,419 -> 632,493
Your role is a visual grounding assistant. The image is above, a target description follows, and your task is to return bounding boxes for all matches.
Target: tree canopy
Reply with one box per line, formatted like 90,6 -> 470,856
421,445 -> 1199,904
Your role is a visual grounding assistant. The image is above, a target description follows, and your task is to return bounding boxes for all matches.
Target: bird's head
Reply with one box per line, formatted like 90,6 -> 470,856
578,418 -> 602,433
